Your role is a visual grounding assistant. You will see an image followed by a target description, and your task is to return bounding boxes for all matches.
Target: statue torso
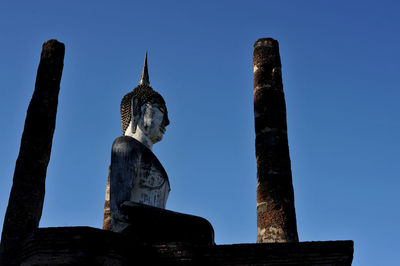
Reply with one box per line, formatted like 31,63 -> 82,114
110,136 -> 170,218
130,138 -> 170,207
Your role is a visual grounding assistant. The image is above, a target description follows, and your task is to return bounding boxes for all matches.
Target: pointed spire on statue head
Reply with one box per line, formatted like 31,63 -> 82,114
139,52 -> 150,86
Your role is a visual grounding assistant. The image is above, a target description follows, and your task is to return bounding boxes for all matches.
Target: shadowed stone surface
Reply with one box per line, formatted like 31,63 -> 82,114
103,168 -> 111,230
253,38 -> 298,243
0,39 -> 65,265
109,137 -> 170,232
19,227 -> 354,265
117,202 -> 214,246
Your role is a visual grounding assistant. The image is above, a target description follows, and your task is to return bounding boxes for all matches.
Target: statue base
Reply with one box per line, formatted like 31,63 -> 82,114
16,227 -> 354,265
111,202 -> 215,246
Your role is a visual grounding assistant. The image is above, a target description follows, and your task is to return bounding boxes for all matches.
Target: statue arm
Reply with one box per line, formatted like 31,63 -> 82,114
109,136 -> 140,220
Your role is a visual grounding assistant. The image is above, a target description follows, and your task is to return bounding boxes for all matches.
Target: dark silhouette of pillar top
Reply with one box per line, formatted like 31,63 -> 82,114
253,38 -> 298,243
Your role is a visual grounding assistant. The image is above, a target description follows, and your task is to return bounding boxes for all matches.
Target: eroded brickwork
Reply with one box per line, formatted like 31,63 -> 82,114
19,227 -> 353,265
103,168 -> 111,230
253,38 -> 298,243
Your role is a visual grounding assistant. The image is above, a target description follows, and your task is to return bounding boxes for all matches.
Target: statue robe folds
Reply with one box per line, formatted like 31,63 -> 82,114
110,136 -> 170,231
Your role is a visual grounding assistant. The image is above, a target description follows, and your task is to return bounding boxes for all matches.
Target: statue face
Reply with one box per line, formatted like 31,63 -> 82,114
139,102 -> 168,144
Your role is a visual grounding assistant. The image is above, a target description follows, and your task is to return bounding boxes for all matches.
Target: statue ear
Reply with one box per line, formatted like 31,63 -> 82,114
131,98 -> 141,134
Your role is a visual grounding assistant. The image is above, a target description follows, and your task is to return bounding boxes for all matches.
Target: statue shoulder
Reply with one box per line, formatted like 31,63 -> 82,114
112,136 -> 146,155
111,136 -> 168,182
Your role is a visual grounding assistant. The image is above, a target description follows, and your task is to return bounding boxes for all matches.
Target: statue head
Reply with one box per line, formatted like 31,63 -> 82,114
120,54 -> 169,149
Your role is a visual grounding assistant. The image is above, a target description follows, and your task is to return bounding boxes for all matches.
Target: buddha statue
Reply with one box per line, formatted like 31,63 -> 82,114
102,54 -> 214,246
103,54 -> 171,232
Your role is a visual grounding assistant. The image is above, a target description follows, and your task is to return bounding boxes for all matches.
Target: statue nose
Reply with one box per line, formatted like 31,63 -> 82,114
164,117 -> 170,127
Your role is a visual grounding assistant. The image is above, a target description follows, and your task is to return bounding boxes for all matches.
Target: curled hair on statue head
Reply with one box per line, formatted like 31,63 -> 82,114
120,84 -> 168,135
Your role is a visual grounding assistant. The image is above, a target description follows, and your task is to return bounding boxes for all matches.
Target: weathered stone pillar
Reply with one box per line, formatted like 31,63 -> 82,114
253,38 -> 298,243
0,39 -> 65,264
103,169 -> 111,230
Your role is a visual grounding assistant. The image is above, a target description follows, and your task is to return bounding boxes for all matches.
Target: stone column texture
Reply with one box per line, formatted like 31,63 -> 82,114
0,39 -> 65,265
253,38 -> 298,243
103,168 -> 111,230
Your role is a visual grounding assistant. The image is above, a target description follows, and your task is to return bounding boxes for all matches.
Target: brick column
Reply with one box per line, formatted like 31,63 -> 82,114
253,38 -> 298,243
0,40 -> 65,265
103,169 -> 111,230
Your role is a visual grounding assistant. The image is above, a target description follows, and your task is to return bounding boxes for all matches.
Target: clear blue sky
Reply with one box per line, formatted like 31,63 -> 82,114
1,1 -> 399,265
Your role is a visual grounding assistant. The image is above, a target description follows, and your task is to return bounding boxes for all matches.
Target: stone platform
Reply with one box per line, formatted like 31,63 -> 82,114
18,227 -> 353,265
